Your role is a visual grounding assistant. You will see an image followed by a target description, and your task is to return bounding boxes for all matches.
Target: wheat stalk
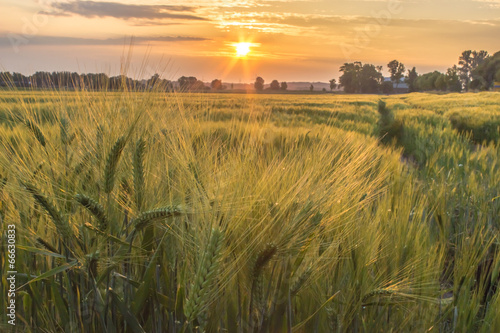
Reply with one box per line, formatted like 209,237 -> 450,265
133,138 -> 146,212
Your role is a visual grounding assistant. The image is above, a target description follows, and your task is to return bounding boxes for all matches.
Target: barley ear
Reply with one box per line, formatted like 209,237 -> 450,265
24,119 -> 46,147
133,206 -> 183,231
36,237 -> 59,254
290,266 -> 312,297
60,117 -> 70,144
184,228 -> 224,323
252,243 -> 278,280
22,181 -> 72,240
74,194 -> 108,231
104,136 -> 127,194
249,243 -> 278,329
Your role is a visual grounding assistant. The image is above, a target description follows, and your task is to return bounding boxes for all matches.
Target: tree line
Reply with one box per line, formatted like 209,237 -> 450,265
1,50 -> 498,93
336,50 -> 500,94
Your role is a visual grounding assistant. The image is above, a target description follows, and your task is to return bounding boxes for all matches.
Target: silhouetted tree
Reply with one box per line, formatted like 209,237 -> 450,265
359,64 -> 383,93
270,80 -> 280,90
388,60 -> 405,89
310,84 -> 314,91
339,62 -> 362,93
329,78 -> 337,91
178,76 -> 197,91
280,82 -> 288,90
211,79 -> 223,90
254,77 -> 264,91
472,51 -> 500,90
405,67 -> 418,92
446,66 -> 462,92
147,74 -> 160,89
459,50 -> 489,91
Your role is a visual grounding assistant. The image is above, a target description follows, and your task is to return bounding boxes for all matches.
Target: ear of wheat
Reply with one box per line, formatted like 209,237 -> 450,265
184,228 -> 224,324
74,193 -> 108,231
133,206 -> 183,231
24,119 -> 46,147
104,136 -> 127,194
22,181 -> 72,241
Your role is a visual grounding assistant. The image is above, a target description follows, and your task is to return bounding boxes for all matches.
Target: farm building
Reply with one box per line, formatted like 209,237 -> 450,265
383,77 -> 409,94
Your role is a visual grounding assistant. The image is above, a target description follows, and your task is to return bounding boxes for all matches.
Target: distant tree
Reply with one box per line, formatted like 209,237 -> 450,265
359,64 -> 383,93
160,79 -> 174,92
254,77 -> 264,91
458,50 -> 473,91
270,80 -> 280,90
435,74 -> 447,91
388,60 -> 405,89
178,76 -> 198,91
446,65 -> 462,92
310,84 -> 314,91
0,72 -> 13,86
329,78 -> 337,91
459,50 -> 489,91
280,81 -> 288,90
147,74 -> 160,88
414,71 -> 443,91
405,67 -> 418,92
192,80 -> 207,91
471,51 -> 500,90
322,88 -> 327,92
339,62 -> 362,93
470,50 -> 490,89
211,79 -> 223,90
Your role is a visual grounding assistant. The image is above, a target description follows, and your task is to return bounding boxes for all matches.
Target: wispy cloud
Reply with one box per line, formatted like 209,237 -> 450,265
0,35 -> 210,47
42,1 -> 208,20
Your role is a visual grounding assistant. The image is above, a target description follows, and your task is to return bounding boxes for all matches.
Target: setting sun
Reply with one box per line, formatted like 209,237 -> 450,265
234,42 -> 252,57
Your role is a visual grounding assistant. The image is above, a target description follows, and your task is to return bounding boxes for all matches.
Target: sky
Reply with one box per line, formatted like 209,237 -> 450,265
0,0 -> 499,82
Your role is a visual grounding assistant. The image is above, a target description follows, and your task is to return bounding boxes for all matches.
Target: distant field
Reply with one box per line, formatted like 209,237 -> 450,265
1,90 -> 500,332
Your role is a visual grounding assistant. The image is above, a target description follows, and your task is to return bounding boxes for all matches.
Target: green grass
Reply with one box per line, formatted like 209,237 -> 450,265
0,88 -> 500,332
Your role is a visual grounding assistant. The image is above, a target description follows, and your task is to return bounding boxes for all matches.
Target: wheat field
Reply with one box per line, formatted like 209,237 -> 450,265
1,88 -> 500,332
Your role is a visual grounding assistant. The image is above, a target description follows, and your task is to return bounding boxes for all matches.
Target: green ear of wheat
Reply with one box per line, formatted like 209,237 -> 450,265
133,206 -> 183,231
184,228 -> 224,324
74,194 -> 108,231
104,136 -> 127,194
24,119 -> 46,147
252,243 -> 278,280
22,181 -> 72,241
249,243 -> 278,329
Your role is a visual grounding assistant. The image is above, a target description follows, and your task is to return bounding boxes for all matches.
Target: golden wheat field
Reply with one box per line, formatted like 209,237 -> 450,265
1,89 -> 500,332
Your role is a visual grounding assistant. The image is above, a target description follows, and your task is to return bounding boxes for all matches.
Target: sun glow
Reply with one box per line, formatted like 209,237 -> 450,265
234,42 -> 252,57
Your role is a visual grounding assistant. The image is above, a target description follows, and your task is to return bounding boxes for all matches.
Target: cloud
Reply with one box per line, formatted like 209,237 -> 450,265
0,35 -> 210,47
43,1 -> 208,21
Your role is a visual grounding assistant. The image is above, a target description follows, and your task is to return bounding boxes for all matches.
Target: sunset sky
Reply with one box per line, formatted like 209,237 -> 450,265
1,0 -> 499,82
